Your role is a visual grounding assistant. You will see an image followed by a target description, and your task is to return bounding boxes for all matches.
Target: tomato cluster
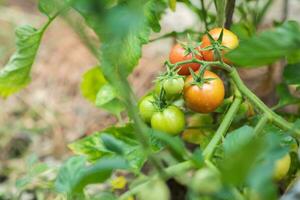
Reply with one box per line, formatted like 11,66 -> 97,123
139,27 -> 238,136
139,27 -> 292,181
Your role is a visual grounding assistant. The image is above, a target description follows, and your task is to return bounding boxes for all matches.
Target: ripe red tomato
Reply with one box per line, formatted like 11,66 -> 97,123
183,70 -> 225,113
201,28 -> 239,63
169,44 -> 203,75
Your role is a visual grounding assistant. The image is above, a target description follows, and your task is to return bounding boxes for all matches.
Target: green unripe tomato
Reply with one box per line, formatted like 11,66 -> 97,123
151,105 -> 185,135
137,178 -> 170,200
155,77 -> 184,98
273,154 -> 291,181
191,168 -> 221,194
139,95 -> 156,123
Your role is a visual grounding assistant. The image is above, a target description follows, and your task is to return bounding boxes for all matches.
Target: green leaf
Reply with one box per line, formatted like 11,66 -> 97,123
226,21 -> 300,67
95,84 -> 125,115
80,67 -> 107,102
283,63 -> 300,85
55,156 -> 129,195
220,126 -> 263,185
73,0 -> 167,84
0,26 -> 42,98
69,124 -> 146,171
80,67 -> 125,115
223,125 -> 255,156
39,0 -> 71,18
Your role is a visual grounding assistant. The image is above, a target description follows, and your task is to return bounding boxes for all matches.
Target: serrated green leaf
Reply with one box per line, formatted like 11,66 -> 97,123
0,26 -> 42,97
226,21 -> 300,67
0,4 -> 65,98
55,156 -> 129,195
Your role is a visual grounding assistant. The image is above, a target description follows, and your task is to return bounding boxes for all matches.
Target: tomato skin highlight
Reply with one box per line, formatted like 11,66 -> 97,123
138,95 -> 156,123
273,154 -> 291,181
183,70 -> 225,113
169,44 -> 203,75
151,105 -> 185,135
201,28 -> 239,63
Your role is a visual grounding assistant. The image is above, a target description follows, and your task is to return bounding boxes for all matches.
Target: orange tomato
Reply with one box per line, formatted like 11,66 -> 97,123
201,28 -> 239,63
169,44 -> 203,75
183,70 -> 225,113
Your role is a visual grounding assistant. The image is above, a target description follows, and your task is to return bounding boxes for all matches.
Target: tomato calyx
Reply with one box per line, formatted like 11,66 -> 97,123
188,66 -> 216,88
201,29 -> 229,62
177,34 -> 202,60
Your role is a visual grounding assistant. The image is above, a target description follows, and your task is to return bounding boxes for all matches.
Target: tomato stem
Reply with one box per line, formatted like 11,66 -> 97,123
229,69 -> 300,137
253,114 -> 269,135
202,88 -> 242,160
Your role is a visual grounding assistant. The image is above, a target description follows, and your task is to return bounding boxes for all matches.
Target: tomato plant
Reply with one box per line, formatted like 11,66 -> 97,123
1,0 -> 300,200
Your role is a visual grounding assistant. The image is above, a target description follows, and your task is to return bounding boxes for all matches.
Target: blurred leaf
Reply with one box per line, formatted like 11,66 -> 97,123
220,125 -> 290,199
150,129 -> 188,160
0,0 -> 70,98
275,83 -> 300,109
91,192 -> 118,200
73,0 -> 167,86
230,22 -> 255,40
223,125 -> 255,156
55,156 -> 129,195
0,26 -> 43,98
80,67 -> 107,102
283,63 -> 300,85
226,21 -> 300,67
69,124 -> 146,171
95,84 -> 125,115
80,67 -> 125,115
39,0 -> 71,18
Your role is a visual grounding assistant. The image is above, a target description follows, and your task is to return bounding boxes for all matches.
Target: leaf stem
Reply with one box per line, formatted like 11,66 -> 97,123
253,114 -> 268,135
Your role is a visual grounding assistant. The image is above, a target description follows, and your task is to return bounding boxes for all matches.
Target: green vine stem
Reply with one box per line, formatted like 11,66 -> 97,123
253,114 -> 269,135
203,90 -> 242,160
229,69 -> 300,137
167,58 -> 300,137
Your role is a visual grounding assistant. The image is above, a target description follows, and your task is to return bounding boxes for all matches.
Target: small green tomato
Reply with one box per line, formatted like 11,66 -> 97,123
151,105 -> 185,135
138,95 -> 156,123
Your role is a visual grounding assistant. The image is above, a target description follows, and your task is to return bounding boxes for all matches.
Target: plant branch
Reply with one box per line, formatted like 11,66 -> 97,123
203,89 -> 242,160
253,114 -> 269,135
229,69 -> 300,137
200,0 -> 209,30
225,0 -> 236,29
